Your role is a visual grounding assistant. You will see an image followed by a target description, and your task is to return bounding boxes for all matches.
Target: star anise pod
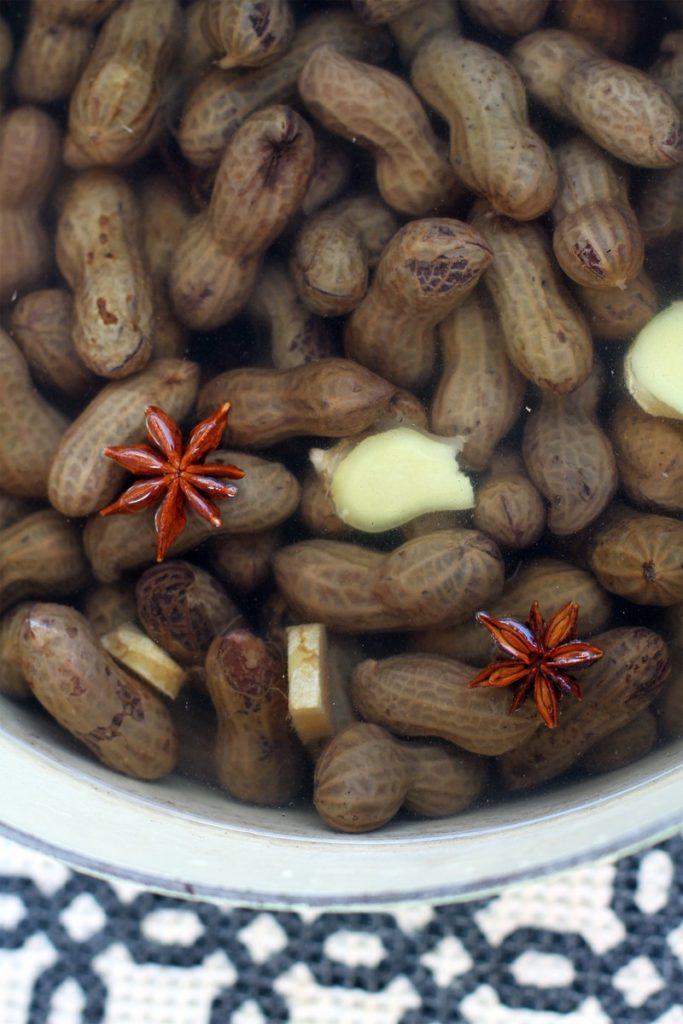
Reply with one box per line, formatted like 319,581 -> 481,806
468,601 -> 604,728
99,403 -> 244,563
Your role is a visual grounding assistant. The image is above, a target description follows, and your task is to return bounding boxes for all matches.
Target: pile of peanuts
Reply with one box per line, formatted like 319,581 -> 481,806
0,0 -> 682,834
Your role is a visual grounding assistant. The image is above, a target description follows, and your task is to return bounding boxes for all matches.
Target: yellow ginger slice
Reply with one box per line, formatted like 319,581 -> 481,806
625,301 -> 683,420
310,426 -> 474,533
287,623 -> 356,747
101,621 -> 187,699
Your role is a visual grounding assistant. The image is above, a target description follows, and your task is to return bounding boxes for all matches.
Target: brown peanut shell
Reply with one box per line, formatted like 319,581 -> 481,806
0,511 -> 90,616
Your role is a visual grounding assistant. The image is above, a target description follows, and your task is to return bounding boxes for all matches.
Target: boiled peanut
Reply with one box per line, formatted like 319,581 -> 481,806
9,289 -> 96,399
48,358 -> 199,518
345,219 -> 492,388
412,33 -> 557,221
0,604 -> 32,700
650,29 -> 683,111
314,723 -> 486,833
64,0 -> 181,169
411,557 -> 613,664
0,16 -> 11,109
401,510 -> 468,541
661,647 -> 683,739
556,0 -> 638,59
19,603 -> 178,779
170,106 -> 314,330
56,170 -> 154,378
299,472 -> 351,538
83,451 -> 300,582
522,371 -> 618,535
500,628 -> 669,790
139,176 -> 193,360
0,105 -> 60,304
462,0 -> 548,36
136,560 -> 245,669
178,9 -> 390,167
586,507 -> 683,605
609,399 -> 683,512
352,0 -> 420,24
198,358 -> 396,448
290,195 -> 399,317
511,29 -> 683,167
301,133 -> 352,216
0,510 -> 90,616
300,45 -> 458,217
209,531 -> 280,593
552,135 -> 643,289
0,330 -> 69,499
259,590 -> 300,655
473,450 -> 546,550
201,0 -> 294,70
574,270 -> 658,341
171,691 -> 218,785
390,0 -> 461,65
206,628 -> 306,805
248,263 -> 333,369
351,654 -> 539,756
13,0 -> 120,104
0,492 -> 32,532
639,164 -> 683,245
581,711 -> 658,775
431,292 -> 525,471
470,205 -> 593,394
274,529 -> 504,632
84,583 -> 138,638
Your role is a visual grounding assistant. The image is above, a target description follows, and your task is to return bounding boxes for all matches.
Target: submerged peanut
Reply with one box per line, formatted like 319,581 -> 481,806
574,270 -> 658,342
247,263 -> 333,369
609,400 -> 683,512
9,289 -> 96,399
0,604 -> 32,700
19,604 -> 178,780
314,722 -> 486,833
0,511 -> 90,616
201,0 -> 294,70
586,508 -> 683,606
209,531 -> 280,594
473,451 -> 546,550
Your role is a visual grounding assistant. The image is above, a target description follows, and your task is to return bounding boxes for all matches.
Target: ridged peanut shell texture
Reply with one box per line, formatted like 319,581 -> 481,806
609,400 -> 683,512
344,219 -> 493,388
411,33 -> 558,221
500,628 -> 670,790
19,604 -> 178,780
178,9 -> 391,168
470,206 -> 593,394
552,136 -> 643,289
314,722 -> 486,833
511,29 -> 683,168
351,654 -> 539,756
206,629 -> 306,805
299,45 -> 458,217
9,289 -> 96,399
247,263 -> 333,369
170,105 -> 314,330
587,511 -> 683,606
64,0 -> 181,168
431,292 -> 525,471
0,330 -> 68,499
0,105 -> 61,303
273,529 -> 504,633
84,452 -> 300,583
201,0 -> 294,70
198,358 -> 396,448
56,170 -> 154,378
48,358 -> 199,518
0,511 -> 90,616
575,270 -> 658,342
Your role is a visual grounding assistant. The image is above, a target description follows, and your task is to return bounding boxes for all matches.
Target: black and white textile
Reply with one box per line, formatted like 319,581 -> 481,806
1,832 -> 682,1023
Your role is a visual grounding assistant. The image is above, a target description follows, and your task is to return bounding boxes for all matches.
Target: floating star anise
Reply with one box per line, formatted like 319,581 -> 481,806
99,403 -> 244,563
468,601 -> 604,728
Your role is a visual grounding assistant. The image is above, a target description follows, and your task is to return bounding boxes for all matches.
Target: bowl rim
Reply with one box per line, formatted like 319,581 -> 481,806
1,713 -> 682,909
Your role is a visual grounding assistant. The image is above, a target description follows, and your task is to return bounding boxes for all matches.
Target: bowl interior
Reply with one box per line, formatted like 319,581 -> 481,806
2,694 -> 682,908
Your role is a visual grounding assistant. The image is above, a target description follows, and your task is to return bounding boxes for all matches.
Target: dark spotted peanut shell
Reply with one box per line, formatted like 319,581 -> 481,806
201,0 -> 294,70
500,628 -> 669,790
19,604 -> 178,780
351,654 -> 539,756
344,219 -> 492,388
83,452 -> 300,583
206,629 -> 306,805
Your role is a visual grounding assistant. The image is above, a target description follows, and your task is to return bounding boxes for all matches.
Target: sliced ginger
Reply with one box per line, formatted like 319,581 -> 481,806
625,301 -> 683,420
101,621 -> 187,700
287,623 -> 356,748
311,426 -> 474,533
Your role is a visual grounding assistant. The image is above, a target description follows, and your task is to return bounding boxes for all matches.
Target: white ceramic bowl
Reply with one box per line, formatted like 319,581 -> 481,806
1,696 -> 681,909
